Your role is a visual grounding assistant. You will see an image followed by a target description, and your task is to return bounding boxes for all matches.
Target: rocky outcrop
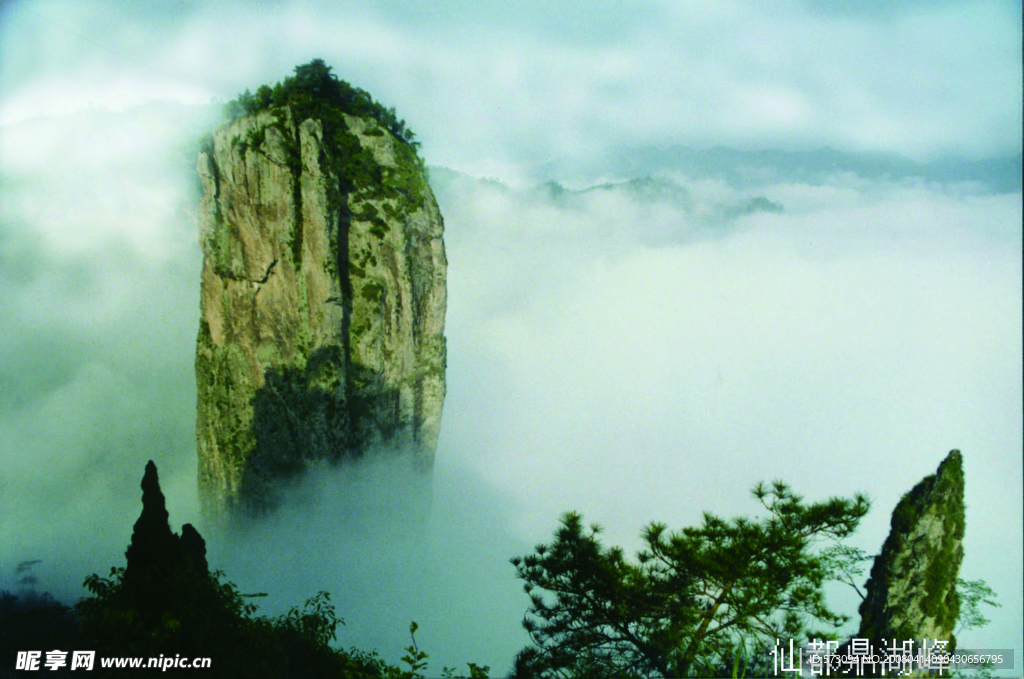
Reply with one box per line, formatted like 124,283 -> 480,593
125,460 -> 201,581
195,103 -> 446,519
121,461 -> 211,632
857,449 -> 965,647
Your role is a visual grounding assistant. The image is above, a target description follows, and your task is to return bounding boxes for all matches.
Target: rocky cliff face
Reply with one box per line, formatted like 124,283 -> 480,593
195,104 -> 446,519
857,449 -> 965,647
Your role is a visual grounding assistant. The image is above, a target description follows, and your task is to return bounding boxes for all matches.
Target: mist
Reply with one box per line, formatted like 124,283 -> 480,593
2,0 -> 1022,674
1,100 -> 1019,673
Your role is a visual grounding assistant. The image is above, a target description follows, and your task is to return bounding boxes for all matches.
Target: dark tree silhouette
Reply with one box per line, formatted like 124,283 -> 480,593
73,461 -> 393,677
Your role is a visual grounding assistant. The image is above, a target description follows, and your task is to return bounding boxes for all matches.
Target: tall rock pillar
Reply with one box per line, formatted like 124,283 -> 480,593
194,100 -> 446,519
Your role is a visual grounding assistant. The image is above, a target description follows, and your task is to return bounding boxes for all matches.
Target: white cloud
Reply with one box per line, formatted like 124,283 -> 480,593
0,0 -> 1020,668
436,169 -> 1022,663
1,108 -> 1020,664
2,0 -> 1019,167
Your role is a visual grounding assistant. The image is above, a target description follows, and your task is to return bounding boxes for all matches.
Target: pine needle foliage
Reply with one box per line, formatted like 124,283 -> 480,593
511,482 -> 870,678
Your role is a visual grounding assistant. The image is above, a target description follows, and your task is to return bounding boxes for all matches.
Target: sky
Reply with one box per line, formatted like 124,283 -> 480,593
0,0 -> 1021,674
1,0 -> 1021,170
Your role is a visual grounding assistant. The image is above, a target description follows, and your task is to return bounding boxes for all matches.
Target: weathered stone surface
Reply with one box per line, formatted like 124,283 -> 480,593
856,449 -> 965,648
195,105 -> 446,519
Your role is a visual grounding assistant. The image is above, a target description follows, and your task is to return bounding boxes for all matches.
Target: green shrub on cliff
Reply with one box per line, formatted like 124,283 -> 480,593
223,59 -> 420,151
220,59 -> 428,237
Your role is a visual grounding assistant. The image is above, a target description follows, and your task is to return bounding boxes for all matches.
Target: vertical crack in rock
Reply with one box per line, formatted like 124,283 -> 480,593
195,104 -> 446,521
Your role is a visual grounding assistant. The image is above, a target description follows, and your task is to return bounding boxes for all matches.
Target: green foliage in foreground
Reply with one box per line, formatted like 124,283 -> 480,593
1,465 -> 1001,678
1,458 -> 488,678
1,570 -> 488,679
74,566 -> 393,678
510,481 -> 872,678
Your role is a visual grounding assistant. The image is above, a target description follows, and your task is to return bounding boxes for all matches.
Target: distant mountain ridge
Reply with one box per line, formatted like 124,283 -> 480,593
534,145 -> 1023,193
427,166 -> 787,251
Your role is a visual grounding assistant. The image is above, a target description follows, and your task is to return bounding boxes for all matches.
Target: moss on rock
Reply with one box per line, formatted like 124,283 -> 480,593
195,65 -> 446,521
856,450 -> 965,648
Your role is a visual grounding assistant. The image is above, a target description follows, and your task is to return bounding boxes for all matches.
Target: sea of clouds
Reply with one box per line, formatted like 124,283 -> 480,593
1,103 -> 1020,672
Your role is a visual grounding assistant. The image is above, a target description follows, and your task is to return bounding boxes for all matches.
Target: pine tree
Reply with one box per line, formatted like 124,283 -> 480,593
511,482 -> 870,678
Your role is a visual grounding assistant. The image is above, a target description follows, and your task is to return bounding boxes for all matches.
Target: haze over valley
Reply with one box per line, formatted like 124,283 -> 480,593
1,0 -> 1021,673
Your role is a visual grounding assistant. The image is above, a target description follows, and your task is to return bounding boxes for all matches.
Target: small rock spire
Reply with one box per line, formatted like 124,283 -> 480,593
125,460 -> 179,580
124,460 -> 211,596
857,449 -> 965,648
